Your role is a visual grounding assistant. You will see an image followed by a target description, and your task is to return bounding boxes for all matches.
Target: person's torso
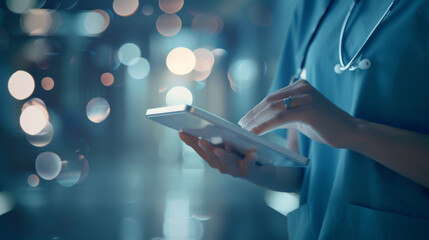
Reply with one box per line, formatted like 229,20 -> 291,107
277,0 -> 429,239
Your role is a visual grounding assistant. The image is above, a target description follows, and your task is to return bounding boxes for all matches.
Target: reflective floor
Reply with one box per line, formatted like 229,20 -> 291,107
0,0 -> 298,239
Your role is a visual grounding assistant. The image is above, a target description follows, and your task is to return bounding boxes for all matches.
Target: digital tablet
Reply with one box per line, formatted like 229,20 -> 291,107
146,105 -> 308,167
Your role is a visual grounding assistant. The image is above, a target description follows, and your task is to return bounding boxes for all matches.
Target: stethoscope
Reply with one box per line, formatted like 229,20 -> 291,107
291,0 -> 400,83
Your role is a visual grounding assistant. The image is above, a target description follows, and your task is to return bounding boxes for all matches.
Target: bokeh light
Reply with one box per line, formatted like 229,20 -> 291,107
127,57 -> 150,79
166,86 -> 193,106
113,0 -> 139,17
118,42 -> 141,65
76,154 -> 90,184
41,76 -> 54,90
156,13 -> 182,37
166,47 -> 196,75
191,14 -> 223,35
8,70 -> 35,100
20,9 -> 53,36
228,59 -> 258,91
82,10 -> 110,35
159,0 -> 184,14
101,72 -> 114,86
21,38 -> 59,70
141,4 -> 154,16
20,105 -> 49,135
192,69 -> 211,82
212,48 -> 228,60
21,98 -> 50,130
86,97 -> 111,123
6,0 -> 45,14
56,160 -> 82,187
27,174 -> 40,187
193,48 -> 215,72
25,122 -> 54,147
35,152 -> 62,180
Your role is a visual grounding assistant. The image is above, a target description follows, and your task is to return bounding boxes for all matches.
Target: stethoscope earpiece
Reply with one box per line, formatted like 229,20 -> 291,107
358,59 -> 371,70
334,64 -> 344,74
335,59 -> 371,74
335,0 -> 397,74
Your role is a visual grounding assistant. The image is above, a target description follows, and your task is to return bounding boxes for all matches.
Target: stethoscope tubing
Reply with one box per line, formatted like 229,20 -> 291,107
338,0 -> 399,71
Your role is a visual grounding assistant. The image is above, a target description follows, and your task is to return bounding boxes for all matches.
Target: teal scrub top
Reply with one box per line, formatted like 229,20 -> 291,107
270,0 -> 429,239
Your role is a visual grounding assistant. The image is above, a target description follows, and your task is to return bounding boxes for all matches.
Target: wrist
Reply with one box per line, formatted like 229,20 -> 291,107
346,117 -> 367,151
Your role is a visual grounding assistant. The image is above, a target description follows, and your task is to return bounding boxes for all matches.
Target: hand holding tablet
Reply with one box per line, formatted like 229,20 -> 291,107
146,105 -> 308,167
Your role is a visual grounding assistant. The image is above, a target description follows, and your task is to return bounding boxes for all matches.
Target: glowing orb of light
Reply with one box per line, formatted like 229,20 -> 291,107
41,76 -> 54,91
212,48 -> 228,60
86,97 -> 111,123
192,69 -> 211,82
159,0 -> 184,14
127,57 -> 150,79
77,154 -> 89,184
21,98 -> 50,135
166,47 -> 196,75
20,9 -> 52,36
228,59 -> 258,91
27,174 -> 40,187
113,0 -> 139,17
56,160 -> 82,187
22,98 -> 49,122
166,86 -> 193,106
193,48 -> 215,72
156,13 -> 181,37
118,43 -> 141,65
83,10 -> 110,35
8,70 -> 35,100
26,122 -> 54,147
101,72 -> 114,86
6,0 -> 42,14
20,105 -> 49,135
35,152 -> 62,180
141,4 -> 154,16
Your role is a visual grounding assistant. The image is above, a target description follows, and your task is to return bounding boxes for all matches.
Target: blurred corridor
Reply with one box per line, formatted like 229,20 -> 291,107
0,0 -> 299,239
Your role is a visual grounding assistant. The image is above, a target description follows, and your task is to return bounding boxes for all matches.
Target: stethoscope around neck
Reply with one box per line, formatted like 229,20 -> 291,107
291,0 -> 400,83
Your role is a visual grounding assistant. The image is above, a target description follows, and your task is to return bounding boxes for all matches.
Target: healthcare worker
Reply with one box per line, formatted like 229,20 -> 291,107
180,0 -> 429,239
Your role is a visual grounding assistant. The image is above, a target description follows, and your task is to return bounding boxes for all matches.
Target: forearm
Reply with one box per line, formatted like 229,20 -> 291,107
348,119 -> 429,188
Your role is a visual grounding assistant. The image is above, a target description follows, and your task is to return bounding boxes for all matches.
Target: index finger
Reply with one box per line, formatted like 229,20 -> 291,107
238,80 -> 308,127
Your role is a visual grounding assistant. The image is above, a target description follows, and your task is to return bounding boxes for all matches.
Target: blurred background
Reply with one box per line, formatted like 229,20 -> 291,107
0,0 -> 299,239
